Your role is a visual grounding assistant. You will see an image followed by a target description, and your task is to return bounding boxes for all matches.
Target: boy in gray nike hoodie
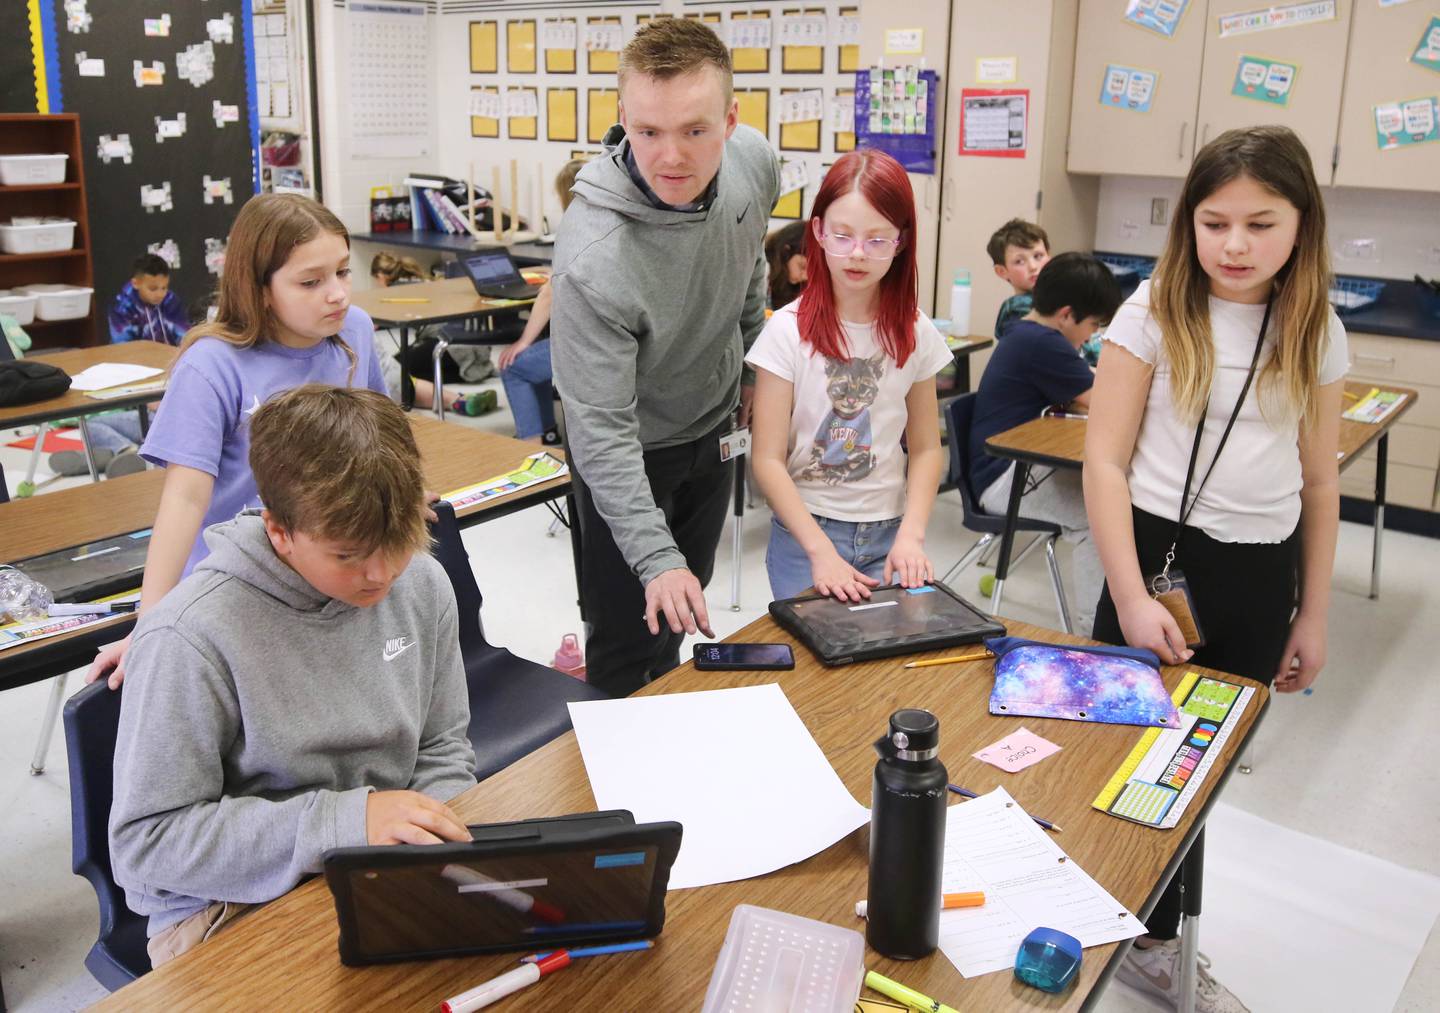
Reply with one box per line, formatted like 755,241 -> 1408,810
551,18 -> 780,695
109,385 -> 475,968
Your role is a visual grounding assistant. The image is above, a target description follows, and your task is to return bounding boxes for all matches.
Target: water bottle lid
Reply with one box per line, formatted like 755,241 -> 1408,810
888,708 -> 939,756
954,269 -> 971,286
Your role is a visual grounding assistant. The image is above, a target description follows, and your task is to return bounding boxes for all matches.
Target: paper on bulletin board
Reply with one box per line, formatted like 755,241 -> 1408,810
585,18 -> 622,74
976,57 -> 1017,84
736,89 -> 771,135
470,87 -> 500,139
1217,1 -> 1336,38
833,89 -> 856,151
731,13 -> 773,73
470,21 -> 497,72
1123,0 -> 1192,37
1232,55 -> 1297,106
959,88 -> 1028,157
1101,64 -> 1159,111
507,19 -> 536,73
779,11 -> 825,72
884,27 -> 923,55
543,18 -> 576,73
587,88 -> 618,143
1374,96 -> 1440,150
546,88 -> 578,142
837,6 -> 860,72
1412,17 -> 1440,74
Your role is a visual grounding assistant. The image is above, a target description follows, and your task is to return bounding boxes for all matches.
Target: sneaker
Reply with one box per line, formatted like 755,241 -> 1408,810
105,448 -> 147,479
1116,938 -> 1250,1013
49,448 -> 115,476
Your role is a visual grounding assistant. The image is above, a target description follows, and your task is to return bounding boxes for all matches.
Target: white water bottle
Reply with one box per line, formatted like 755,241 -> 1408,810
948,269 -> 972,337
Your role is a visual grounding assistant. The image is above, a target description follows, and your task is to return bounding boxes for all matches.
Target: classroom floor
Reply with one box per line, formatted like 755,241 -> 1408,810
2,370 -> 1437,1011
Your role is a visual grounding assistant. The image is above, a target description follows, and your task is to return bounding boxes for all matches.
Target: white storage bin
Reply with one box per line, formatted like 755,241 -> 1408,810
0,153 -> 69,186
0,218 -> 77,254
0,289 -> 38,325
20,284 -> 93,321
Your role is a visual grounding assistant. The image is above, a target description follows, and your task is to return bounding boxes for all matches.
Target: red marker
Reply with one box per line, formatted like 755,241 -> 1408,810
440,951 -> 570,1013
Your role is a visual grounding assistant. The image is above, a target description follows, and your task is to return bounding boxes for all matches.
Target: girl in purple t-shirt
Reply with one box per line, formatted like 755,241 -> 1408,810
86,193 -> 388,688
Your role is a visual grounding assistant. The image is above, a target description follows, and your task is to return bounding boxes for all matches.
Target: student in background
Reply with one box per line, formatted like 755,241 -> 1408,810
495,158 -> 586,445
109,253 -> 190,345
764,221 -> 808,309
85,193 -> 390,689
748,148 -> 950,602
987,218 -> 1049,339
110,385 -> 475,969
969,253 -> 1121,634
1085,126 -> 1346,1013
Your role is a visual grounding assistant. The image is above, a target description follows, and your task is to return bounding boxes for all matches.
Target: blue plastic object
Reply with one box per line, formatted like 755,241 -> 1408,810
1329,277 -> 1385,315
1014,926 -> 1083,993
1093,253 -> 1157,279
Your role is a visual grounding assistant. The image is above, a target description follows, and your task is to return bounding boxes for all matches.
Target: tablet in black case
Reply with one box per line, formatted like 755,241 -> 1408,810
323,810 -> 682,966
769,581 -> 1006,666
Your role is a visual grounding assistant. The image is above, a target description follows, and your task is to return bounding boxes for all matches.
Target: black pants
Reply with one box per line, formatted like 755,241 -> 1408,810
570,425 -> 734,698
1092,506 -> 1298,940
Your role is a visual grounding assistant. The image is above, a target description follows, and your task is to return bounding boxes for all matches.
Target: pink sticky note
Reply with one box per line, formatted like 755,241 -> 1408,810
973,727 -> 1062,773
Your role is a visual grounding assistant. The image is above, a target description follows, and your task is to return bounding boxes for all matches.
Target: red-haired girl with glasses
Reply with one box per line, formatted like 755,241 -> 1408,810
746,149 -> 952,603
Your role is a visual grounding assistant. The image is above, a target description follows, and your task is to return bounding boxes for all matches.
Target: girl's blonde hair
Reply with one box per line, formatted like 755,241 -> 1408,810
1151,125 -> 1331,424
370,251 -> 424,285
179,193 -> 357,380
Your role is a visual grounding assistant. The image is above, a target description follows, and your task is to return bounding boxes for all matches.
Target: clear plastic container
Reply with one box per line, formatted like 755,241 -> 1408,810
0,218 -> 77,254
700,905 -> 865,1013
0,288 -> 38,325
20,284 -> 94,321
0,153 -> 69,186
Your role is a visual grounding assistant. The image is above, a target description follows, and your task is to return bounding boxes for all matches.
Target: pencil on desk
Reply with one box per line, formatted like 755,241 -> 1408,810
380,296 -> 430,303
903,650 -> 994,669
948,784 -> 1063,833
1343,390 -> 1360,400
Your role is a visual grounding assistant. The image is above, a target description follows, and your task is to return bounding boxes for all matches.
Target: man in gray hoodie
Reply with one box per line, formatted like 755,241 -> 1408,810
551,18 -> 780,696
109,386 -> 475,968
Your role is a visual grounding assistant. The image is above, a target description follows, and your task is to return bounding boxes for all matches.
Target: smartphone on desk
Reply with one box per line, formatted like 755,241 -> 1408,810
693,642 -> 796,671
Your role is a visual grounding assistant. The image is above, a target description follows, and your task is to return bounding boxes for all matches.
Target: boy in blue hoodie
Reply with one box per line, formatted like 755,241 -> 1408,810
108,253 -> 190,345
109,384 -> 476,968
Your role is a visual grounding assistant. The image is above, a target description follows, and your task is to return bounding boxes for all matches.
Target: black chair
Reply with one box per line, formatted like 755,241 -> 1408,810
942,393 -> 1072,633
429,501 -> 609,781
62,681 -> 150,989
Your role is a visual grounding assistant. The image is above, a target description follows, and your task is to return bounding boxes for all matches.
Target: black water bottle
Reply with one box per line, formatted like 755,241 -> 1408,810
866,708 -> 947,960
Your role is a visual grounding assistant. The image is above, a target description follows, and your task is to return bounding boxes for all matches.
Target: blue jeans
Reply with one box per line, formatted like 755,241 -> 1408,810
81,411 -> 145,453
765,514 -> 902,602
499,339 -> 554,439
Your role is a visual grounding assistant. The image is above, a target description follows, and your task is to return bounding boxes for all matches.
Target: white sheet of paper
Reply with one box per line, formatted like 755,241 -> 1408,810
68,363 -> 164,392
937,787 -> 1144,977
568,684 -> 869,890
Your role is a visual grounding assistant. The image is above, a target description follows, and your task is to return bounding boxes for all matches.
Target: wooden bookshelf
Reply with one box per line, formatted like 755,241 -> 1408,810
0,114 -> 96,348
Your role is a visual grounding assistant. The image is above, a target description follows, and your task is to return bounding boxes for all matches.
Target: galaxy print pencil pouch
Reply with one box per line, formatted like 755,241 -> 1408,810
983,637 -> 1181,728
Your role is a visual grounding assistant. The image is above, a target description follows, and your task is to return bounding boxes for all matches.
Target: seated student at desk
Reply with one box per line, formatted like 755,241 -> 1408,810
109,385 -> 476,968
969,253 -> 1121,633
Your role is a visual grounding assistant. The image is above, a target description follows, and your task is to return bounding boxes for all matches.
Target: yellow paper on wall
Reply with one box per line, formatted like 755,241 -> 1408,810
507,20 -> 537,74
509,87 -> 538,140
838,6 -> 859,72
547,88 -> 578,143
587,17 -> 620,74
544,19 -> 576,73
736,89 -> 770,136
588,89 -> 619,144
732,11 -> 771,74
470,21 -> 497,74
836,87 -> 855,151
781,8 -> 823,73
772,188 -> 803,220
780,120 -> 821,151
471,87 -> 499,139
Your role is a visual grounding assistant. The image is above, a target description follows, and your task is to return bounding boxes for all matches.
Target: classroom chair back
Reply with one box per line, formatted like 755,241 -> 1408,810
428,500 -> 609,781
62,680 -> 151,989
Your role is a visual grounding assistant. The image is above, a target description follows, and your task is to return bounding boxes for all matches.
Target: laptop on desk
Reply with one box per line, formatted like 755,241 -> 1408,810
457,247 -> 543,300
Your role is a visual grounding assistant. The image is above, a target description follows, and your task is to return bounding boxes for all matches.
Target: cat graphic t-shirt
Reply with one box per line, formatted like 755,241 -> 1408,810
746,301 -> 952,522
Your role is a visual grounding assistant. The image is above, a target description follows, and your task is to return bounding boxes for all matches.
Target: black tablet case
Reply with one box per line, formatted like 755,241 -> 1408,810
323,810 -> 682,966
768,581 -> 1006,666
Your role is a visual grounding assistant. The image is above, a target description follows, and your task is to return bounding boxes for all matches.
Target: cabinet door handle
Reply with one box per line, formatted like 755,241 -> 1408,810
1178,122 -> 1188,160
944,176 -> 954,221
1201,123 -> 1211,147
925,176 -> 935,212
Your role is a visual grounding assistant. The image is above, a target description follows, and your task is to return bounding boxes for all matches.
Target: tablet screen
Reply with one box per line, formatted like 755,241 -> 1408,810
342,845 -> 662,960
774,582 -> 1002,661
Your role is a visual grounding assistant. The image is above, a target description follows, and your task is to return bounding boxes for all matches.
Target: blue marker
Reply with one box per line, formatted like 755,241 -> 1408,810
520,939 -> 654,963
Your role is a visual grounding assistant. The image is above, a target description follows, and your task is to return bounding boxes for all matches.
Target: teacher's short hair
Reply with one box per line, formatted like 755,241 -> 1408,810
619,18 -> 733,102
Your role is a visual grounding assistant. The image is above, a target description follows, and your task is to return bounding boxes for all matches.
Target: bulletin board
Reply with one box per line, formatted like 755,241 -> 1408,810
43,0 -> 259,323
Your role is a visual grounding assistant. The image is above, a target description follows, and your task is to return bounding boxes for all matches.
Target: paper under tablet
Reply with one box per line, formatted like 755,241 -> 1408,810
568,684 -> 869,890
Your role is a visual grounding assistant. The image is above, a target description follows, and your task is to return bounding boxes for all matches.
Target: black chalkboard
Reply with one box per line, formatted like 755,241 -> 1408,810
48,0 -> 257,334
0,3 -> 38,114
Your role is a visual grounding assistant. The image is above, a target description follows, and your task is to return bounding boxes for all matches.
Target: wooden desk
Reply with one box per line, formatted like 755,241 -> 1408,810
982,381 -> 1418,613
0,420 -> 573,694
95,616 -> 1266,1012
352,233 -> 555,268
0,342 -> 174,430
351,278 -> 540,419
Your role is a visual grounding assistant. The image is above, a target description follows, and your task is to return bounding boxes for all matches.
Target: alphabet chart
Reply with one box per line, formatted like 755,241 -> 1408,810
347,0 -> 432,158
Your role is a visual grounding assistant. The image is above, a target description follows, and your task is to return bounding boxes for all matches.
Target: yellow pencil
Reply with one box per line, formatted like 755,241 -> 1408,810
903,650 -> 994,669
1343,390 -> 1360,400
380,296 -> 430,303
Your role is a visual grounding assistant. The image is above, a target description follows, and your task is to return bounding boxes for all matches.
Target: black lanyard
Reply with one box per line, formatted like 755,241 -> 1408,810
1160,295 -> 1273,579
